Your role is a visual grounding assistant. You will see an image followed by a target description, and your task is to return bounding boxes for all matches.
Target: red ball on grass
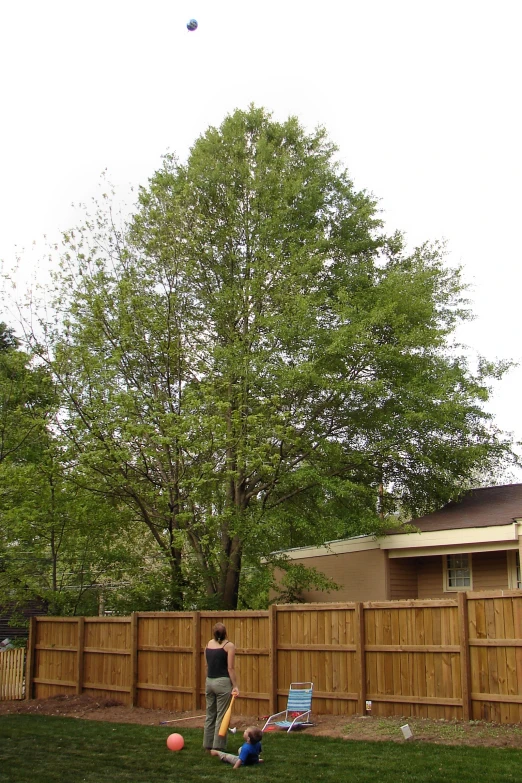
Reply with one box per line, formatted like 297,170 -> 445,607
167,733 -> 185,751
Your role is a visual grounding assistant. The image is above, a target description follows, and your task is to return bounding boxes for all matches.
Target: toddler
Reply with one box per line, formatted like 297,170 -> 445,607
211,726 -> 263,769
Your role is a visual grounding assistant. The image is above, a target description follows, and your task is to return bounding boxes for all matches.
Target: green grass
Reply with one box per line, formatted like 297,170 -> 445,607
1,715 -> 521,783
342,715 -> 522,743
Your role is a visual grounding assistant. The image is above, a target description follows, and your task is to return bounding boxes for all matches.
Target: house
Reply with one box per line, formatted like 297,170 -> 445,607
273,484 -> 522,602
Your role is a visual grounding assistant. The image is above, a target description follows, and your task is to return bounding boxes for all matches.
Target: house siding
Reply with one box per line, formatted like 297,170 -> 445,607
417,551 -> 510,599
277,548 -> 389,603
472,551 -> 509,590
417,555 -> 445,598
274,549 -> 514,603
389,557 -> 419,599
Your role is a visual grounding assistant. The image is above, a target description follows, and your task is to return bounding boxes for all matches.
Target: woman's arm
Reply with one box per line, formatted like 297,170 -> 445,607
227,643 -> 239,695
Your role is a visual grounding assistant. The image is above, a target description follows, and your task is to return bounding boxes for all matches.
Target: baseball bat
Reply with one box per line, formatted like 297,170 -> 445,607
218,693 -> 236,737
159,715 -> 205,725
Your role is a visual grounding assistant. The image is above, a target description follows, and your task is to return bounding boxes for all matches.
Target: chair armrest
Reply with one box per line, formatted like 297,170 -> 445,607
262,711 -> 287,730
287,711 -> 311,732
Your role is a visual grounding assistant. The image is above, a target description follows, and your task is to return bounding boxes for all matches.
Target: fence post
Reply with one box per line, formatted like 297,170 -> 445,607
268,604 -> 278,715
458,592 -> 472,721
130,613 -> 138,707
25,616 -> 37,700
76,617 -> 85,695
192,612 -> 201,711
355,603 -> 366,714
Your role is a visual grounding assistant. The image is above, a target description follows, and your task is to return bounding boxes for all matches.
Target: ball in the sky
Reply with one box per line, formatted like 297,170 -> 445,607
187,19 -> 198,31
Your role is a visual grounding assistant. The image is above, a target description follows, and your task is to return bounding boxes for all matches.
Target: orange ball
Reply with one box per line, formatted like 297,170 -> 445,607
167,733 -> 185,751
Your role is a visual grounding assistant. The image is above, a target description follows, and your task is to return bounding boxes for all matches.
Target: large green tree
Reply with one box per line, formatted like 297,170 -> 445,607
27,107 -> 513,609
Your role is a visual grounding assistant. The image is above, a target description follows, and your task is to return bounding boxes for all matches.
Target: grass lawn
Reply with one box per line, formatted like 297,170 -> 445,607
1,715 -> 521,783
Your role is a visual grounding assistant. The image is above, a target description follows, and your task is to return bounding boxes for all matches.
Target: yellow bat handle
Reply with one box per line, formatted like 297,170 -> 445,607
218,693 -> 236,737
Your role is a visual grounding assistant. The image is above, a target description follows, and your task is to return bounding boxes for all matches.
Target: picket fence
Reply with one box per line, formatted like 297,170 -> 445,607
24,590 -> 522,724
0,648 -> 25,700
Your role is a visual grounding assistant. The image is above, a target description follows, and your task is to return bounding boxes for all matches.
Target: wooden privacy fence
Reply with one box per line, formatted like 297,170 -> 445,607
0,648 -> 25,700
25,590 -> 522,725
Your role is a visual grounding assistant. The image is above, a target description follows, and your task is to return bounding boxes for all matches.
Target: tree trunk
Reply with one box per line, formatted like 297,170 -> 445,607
220,536 -> 242,609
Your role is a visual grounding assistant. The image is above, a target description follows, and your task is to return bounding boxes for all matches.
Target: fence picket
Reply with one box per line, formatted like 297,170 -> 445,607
0,648 -> 25,700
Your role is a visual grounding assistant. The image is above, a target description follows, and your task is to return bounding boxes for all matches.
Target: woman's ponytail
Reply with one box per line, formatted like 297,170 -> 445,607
213,623 -> 227,642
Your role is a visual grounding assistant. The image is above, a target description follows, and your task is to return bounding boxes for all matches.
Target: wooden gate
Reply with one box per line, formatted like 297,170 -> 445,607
0,648 -> 25,700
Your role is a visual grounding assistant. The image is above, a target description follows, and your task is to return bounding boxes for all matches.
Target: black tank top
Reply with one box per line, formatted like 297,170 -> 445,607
205,643 -> 230,679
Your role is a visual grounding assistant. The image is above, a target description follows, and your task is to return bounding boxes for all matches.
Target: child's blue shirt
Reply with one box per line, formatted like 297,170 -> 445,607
238,740 -> 262,765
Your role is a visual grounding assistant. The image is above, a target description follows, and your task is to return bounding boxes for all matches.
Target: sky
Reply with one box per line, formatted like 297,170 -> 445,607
1,0 -> 521,477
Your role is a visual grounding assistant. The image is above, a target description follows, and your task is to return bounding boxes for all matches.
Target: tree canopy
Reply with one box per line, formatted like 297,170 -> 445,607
17,106 -> 515,610
0,323 -> 149,617
0,323 -> 19,352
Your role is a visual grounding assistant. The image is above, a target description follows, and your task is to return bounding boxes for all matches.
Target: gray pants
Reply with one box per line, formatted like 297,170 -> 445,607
217,751 -> 240,765
203,676 -> 232,751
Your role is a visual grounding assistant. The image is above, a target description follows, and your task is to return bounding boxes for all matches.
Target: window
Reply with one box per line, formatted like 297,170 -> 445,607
444,554 -> 472,591
508,551 -> 521,589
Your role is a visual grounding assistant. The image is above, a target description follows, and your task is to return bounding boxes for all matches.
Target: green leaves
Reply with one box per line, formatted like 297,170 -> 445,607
12,106 -> 516,611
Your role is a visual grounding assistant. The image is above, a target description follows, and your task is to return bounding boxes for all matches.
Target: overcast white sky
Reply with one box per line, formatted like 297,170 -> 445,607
1,1 -> 521,477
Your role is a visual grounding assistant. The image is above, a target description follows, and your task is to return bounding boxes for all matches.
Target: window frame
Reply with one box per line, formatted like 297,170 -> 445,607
443,553 -> 473,592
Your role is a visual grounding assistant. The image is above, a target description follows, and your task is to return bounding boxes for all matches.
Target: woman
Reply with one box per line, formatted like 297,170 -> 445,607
203,622 -> 239,752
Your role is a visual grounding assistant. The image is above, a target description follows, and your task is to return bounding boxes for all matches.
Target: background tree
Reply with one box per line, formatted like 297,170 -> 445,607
0,323 -> 19,352
0,323 -> 52,467
0,323 -> 154,617
23,106 -> 514,610
0,322 -> 54,616
0,438 -> 158,616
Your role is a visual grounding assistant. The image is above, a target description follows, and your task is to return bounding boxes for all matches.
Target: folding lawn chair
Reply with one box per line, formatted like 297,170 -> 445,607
262,682 -> 314,732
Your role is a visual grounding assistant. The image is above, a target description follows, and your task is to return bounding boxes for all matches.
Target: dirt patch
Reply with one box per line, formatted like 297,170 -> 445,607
1,695 -> 522,748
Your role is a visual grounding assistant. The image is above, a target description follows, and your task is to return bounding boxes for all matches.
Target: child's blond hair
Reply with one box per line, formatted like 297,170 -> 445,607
245,726 -> 263,743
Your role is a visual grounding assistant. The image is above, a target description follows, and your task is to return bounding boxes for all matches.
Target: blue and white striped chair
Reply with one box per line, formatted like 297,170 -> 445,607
262,682 -> 314,732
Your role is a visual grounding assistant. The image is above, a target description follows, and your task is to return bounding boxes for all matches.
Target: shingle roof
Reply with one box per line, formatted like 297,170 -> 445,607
404,484 -> 522,533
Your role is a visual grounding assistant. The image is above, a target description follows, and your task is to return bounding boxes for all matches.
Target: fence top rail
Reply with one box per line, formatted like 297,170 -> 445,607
137,611 -> 269,618
31,590 -> 522,626
35,611 -> 272,622
466,589 -> 522,600
35,616 -> 131,623
273,602 -> 357,611
132,612 -> 196,618
198,611 -> 269,617
363,599 -> 458,609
